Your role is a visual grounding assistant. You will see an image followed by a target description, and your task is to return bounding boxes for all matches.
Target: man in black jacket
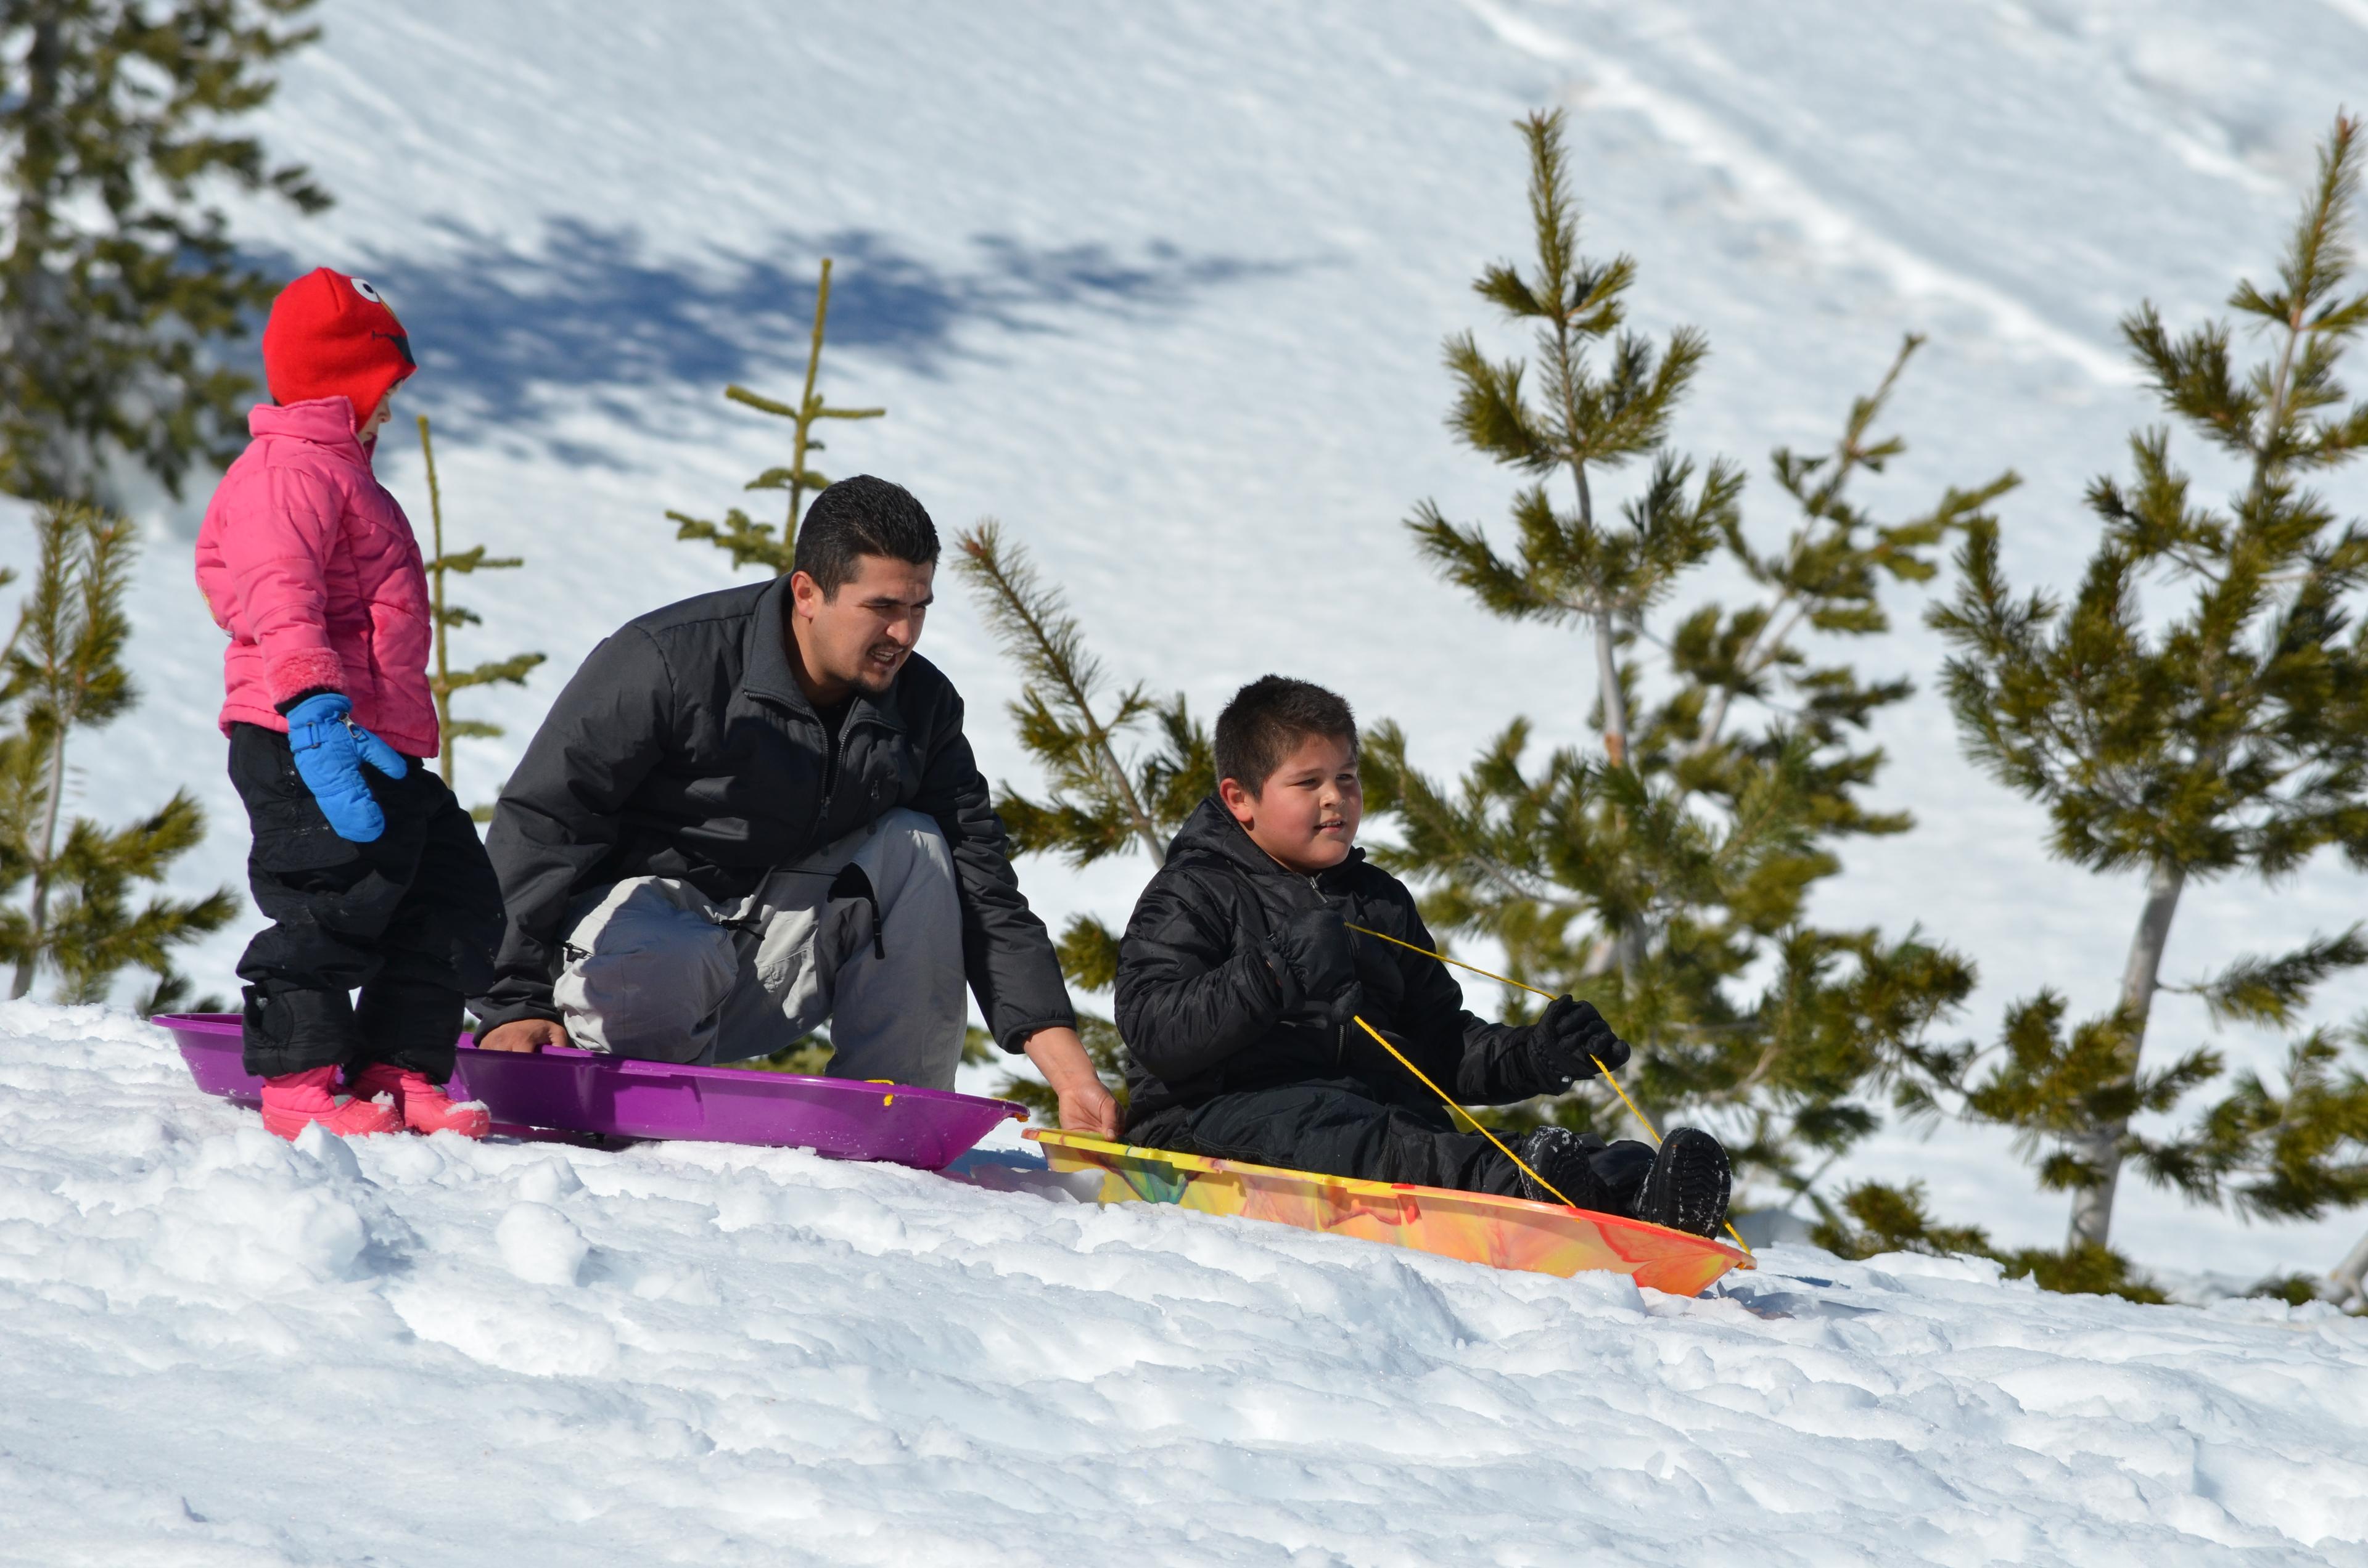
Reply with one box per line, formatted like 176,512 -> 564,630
470,477 -> 1116,1135
1114,675 -> 1730,1236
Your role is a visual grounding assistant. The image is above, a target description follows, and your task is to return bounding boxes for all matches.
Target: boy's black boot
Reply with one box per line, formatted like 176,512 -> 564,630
1513,1125 -> 1619,1213
1632,1127 -> 1731,1238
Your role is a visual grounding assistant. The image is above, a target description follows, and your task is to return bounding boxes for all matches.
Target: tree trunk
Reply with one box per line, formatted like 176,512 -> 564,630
2329,1228 -> 2368,1308
1590,607 -> 1648,973
2065,856 -> 2187,1249
1569,453 -> 1642,969
1593,611 -> 1629,768
10,721 -> 70,1000
783,258 -> 836,564
9,9 -> 64,274
419,417 -> 456,785
7,7 -> 76,498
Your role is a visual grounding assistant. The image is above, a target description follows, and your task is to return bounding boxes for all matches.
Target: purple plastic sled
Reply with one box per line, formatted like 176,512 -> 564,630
155,1013 -> 1026,1170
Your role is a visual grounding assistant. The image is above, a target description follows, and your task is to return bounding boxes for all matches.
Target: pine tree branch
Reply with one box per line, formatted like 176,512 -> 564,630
955,520 -> 1164,862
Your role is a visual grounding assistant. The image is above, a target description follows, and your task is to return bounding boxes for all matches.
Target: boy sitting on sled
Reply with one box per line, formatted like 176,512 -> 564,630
1113,676 -> 1732,1237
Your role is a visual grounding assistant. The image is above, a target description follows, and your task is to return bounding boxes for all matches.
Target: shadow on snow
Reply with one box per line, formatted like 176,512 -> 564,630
263,221 -> 1302,455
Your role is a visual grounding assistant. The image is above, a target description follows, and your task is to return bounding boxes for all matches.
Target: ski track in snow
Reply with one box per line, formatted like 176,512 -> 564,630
3,1008 -> 2366,1566
12,1 -> 2368,1279
1462,0 -> 2136,383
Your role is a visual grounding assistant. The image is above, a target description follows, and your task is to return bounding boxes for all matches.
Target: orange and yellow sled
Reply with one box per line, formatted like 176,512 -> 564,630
1027,1129 -> 1752,1297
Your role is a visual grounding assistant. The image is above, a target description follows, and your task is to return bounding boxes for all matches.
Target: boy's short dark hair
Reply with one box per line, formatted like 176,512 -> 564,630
794,475 -> 940,597
1214,676 -> 1357,795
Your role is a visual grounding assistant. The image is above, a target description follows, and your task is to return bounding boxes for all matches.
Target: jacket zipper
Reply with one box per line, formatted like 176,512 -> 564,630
1310,871 -> 1348,1066
736,702 -> 870,926
818,702 -> 860,819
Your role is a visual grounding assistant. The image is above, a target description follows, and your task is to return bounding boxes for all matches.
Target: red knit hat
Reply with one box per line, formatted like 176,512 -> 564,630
260,268 -> 417,431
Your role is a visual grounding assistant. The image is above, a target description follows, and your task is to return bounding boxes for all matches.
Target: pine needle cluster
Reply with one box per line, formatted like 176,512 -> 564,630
954,520 -> 1213,1117
1371,110 -> 2013,1207
1,1 -> 330,504
668,257 -> 884,573
0,504 -> 233,1008
1903,115 -> 2368,1266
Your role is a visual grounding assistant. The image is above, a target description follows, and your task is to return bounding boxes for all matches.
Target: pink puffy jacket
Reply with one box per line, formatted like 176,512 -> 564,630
195,398 -> 439,759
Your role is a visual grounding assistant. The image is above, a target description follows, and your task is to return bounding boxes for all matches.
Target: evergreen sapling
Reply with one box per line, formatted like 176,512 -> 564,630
1371,109 -> 2010,1215
1889,114 -> 2368,1295
0,504 -> 233,1009
416,414 -> 544,816
955,520 -> 1213,1116
1,0 -> 329,504
668,257 -> 884,573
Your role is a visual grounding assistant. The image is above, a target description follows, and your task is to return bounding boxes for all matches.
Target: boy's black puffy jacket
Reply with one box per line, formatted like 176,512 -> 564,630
1116,796 -> 1563,1128
473,575 -> 1074,1050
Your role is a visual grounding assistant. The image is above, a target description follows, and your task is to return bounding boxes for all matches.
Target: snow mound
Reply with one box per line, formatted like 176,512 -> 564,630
3,1007 -> 2363,1564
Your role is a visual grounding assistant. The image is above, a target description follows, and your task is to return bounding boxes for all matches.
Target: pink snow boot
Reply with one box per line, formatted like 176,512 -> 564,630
345,1062 -> 491,1138
259,1065 -> 404,1140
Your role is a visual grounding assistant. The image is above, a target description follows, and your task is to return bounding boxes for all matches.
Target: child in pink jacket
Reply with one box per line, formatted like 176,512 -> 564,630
195,268 -> 504,1139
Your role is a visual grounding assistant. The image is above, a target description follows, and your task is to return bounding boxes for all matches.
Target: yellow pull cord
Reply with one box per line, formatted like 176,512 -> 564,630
1345,921 -> 1639,1110
1349,1014 -> 1581,1213
1346,922 -> 1553,1002
1590,1061 -> 1666,1146
1344,921 -> 1753,1257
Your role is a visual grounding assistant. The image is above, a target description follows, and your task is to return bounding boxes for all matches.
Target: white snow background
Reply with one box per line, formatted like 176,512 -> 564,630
7,2 -> 2368,1559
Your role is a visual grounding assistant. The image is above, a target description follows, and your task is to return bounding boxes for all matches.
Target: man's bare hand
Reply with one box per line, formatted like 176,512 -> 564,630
1022,1025 -> 1120,1139
477,1017 -> 567,1053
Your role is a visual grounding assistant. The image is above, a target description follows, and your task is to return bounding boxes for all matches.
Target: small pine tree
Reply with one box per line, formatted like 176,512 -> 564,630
1370,110 -> 2009,1206
415,416 -> 544,816
0,504 -> 234,1006
1,1 -> 331,504
1405,110 -> 1730,782
953,520 -> 1213,1117
667,257 -> 884,573
1910,114 -> 2368,1268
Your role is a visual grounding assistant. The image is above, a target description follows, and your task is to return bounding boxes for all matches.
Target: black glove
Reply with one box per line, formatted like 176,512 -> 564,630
1530,995 -> 1630,1084
1266,904 -> 1365,1026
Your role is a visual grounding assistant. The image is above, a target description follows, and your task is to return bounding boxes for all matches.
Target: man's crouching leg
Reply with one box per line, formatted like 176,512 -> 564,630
729,808 -> 969,1089
551,879 -> 742,1062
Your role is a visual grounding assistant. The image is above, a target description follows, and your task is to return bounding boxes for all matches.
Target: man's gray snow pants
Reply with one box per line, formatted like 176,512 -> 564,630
549,808 -> 968,1086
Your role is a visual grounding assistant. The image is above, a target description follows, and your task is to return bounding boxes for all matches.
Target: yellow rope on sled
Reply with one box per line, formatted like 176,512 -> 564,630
1344,922 -> 1753,1257
1349,1014 -> 1582,1212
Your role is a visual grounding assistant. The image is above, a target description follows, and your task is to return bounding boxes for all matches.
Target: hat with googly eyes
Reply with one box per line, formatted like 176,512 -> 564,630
261,268 -> 418,434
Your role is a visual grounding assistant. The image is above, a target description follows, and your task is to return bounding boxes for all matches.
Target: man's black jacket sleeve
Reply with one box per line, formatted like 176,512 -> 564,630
1115,868 -> 1289,1083
910,689 -> 1076,1051
473,628 -> 672,1028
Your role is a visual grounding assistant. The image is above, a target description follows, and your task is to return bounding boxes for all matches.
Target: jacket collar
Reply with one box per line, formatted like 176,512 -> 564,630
1170,794 -> 1364,887
249,398 -> 372,468
742,573 -> 910,734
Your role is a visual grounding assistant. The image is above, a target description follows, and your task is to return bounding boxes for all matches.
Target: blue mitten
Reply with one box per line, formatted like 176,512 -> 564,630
285,692 -> 409,843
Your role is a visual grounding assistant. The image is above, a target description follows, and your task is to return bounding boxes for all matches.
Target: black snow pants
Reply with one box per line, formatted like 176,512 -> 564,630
229,722 -> 503,1082
1131,1077 -> 1656,1206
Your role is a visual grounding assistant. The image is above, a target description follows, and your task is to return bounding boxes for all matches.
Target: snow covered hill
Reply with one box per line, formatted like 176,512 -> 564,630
14,1 -> 2368,1273
6,1008 -> 2366,1565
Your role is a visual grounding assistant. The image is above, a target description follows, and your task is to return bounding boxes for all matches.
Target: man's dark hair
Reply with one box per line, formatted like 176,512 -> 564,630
1214,676 -> 1358,795
793,475 -> 940,596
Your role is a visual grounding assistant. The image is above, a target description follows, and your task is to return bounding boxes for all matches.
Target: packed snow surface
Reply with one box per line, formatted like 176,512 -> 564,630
5,1008 -> 2366,1566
